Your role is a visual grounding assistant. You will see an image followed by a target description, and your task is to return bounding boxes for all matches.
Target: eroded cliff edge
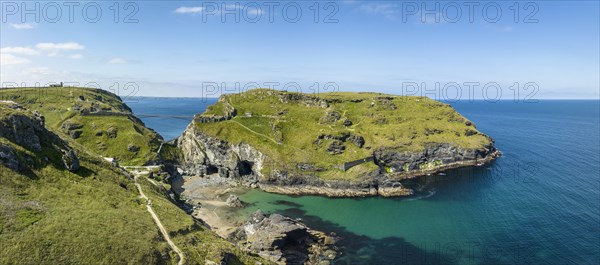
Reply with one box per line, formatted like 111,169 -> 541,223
167,89 -> 500,197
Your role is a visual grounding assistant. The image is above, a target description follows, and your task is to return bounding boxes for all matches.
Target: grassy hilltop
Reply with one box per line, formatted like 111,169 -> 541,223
196,89 -> 492,180
0,87 -> 161,165
0,94 -> 265,264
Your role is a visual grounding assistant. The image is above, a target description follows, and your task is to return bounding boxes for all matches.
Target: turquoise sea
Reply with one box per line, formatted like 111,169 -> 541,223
127,98 -> 600,265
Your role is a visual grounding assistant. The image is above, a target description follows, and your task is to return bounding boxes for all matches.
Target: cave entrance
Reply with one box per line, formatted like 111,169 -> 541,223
206,165 -> 219,175
237,160 -> 254,176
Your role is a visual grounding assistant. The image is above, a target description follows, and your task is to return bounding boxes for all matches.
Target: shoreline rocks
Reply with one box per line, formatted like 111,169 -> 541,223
230,210 -> 337,265
226,194 -> 244,208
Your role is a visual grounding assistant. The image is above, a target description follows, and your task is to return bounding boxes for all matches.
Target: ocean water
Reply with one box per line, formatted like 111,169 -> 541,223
130,98 -> 600,265
125,97 -> 218,141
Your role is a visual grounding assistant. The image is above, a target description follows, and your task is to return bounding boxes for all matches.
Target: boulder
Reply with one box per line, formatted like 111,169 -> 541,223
226,194 -> 244,208
62,149 -> 80,172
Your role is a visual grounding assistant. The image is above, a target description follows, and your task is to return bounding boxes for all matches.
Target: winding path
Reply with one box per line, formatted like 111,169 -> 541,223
134,175 -> 185,265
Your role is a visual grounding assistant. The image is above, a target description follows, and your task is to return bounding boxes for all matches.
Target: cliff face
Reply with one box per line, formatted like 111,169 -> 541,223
374,142 -> 497,174
176,121 -> 265,187
173,89 -> 500,197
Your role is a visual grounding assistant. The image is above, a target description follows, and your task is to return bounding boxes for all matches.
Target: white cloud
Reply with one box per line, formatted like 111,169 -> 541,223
359,3 -> 398,18
174,6 -> 203,14
0,46 -> 40,55
36,42 -> 85,51
10,23 -> 34,30
246,7 -> 262,16
108,57 -> 127,64
25,67 -> 53,75
0,53 -> 30,65
67,54 -> 83,59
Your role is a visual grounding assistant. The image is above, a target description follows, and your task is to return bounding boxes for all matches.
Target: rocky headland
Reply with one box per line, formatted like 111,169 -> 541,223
166,89 -> 500,198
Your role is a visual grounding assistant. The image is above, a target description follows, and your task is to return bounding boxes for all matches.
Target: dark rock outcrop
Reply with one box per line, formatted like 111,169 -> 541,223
326,140 -> 345,155
374,142 -> 497,173
0,143 -> 19,171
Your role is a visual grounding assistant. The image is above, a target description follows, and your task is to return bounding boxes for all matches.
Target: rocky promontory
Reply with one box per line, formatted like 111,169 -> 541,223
167,89 -> 500,197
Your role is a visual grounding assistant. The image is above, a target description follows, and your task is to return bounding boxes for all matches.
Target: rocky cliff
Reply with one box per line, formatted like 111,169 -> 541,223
0,101 -> 79,172
171,89 -> 500,197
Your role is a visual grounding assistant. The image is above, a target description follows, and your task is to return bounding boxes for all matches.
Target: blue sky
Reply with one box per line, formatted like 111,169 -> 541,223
1,1 -> 598,99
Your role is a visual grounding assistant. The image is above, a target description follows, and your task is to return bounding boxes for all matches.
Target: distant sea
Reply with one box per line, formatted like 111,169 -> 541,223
128,98 -> 600,265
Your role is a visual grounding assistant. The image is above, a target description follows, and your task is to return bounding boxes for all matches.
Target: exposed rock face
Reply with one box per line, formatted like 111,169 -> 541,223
176,122 -> 264,186
374,142 -> 498,173
0,106 -> 45,152
231,210 -> 337,265
0,102 -> 81,173
0,143 -> 19,171
226,194 -> 244,208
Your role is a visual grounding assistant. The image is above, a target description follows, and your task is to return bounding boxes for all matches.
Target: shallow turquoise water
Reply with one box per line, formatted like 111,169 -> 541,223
131,99 -> 600,265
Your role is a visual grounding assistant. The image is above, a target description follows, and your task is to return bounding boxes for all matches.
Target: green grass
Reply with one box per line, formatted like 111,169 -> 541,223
0,87 -> 161,166
0,102 -> 266,264
196,89 -> 492,181
0,141 -> 170,264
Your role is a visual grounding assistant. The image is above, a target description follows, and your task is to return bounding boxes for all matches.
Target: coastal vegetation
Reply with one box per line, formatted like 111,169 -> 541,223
0,90 -> 265,264
0,87 -> 161,166
195,89 -> 493,181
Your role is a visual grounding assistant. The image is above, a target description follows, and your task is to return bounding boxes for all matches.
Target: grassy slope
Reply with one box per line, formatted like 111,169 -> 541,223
0,87 -> 161,166
198,89 -> 491,181
0,98 -> 265,264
